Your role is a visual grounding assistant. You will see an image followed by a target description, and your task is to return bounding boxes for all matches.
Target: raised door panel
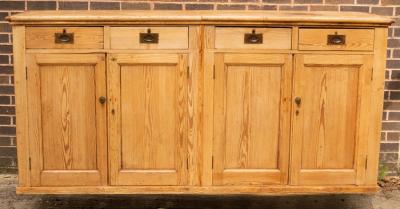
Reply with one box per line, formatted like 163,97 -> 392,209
26,54 -> 107,186
108,54 -> 189,186
213,54 -> 292,186
291,54 -> 373,186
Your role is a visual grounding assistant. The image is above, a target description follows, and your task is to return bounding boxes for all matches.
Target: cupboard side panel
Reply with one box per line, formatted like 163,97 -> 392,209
12,26 -> 30,187
366,28 -> 388,185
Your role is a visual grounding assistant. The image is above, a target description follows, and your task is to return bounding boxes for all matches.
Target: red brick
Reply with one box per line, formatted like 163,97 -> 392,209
185,4 -> 214,10
248,4 -> 277,10
0,96 -> 10,105
0,55 -> 9,64
0,34 -> 9,43
310,5 -> 338,11
217,4 -> 246,10
279,5 -> 308,11
387,60 -> 400,69
393,49 -> 400,58
371,7 -> 394,16
27,1 -> 56,10
199,0 -> 228,2
122,2 -> 151,10
388,112 -> 400,120
390,92 -> 400,100
356,0 -> 379,4
381,0 -> 400,5
340,5 -> 369,13
325,0 -> 354,4
263,0 -> 291,3
380,153 -> 398,163
380,143 -> 399,152
387,132 -> 400,141
294,0 -> 322,3
0,1 -> 25,10
231,0 -> 258,2
0,45 -> 12,54
59,1 -> 89,10
384,101 -> 400,110
0,23 -> 12,33
154,3 -> 182,10
90,1 -> 120,10
0,158 -> 13,167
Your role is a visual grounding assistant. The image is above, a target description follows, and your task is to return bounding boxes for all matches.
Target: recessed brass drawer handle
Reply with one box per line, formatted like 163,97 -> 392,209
55,29 -> 74,44
140,29 -> 159,44
327,32 -> 346,45
244,29 -> 263,44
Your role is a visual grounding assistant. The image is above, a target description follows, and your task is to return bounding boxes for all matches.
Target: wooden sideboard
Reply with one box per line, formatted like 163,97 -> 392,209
7,11 -> 393,195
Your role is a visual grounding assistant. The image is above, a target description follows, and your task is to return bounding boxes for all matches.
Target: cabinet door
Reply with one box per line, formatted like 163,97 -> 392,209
27,54 -> 107,186
108,54 -> 189,186
213,53 -> 292,186
291,54 -> 373,185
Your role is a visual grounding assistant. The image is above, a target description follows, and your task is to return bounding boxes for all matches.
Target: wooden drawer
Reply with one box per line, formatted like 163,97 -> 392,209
110,27 -> 188,49
26,27 -> 104,49
298,28 -> 374,51
215,27 -> 292,49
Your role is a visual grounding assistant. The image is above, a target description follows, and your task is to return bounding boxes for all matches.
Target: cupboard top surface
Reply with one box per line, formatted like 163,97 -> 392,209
7,11 -> 393,26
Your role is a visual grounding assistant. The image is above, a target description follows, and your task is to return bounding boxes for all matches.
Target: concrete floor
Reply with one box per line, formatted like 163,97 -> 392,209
1,175 -> 399,209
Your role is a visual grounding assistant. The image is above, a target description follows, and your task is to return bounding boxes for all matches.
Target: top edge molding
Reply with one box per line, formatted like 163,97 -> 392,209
6,10 -> 394,26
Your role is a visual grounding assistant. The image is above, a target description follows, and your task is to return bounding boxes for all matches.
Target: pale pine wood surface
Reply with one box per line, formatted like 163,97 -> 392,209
298,28 -> 374,51
108,53 -> 189,186
12,26 -> 30,187
213,53 -> 291,186
7,11 -> 393,26
26,27 -> 104,49
215,27 -> 291,49
10,11 -> 390,194
26,53 -> 107,186
291,54 -> 373,186
110,27 -> 188,49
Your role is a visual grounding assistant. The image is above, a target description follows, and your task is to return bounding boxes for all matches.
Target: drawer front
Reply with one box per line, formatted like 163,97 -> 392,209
26,27 -> 104,49
299,28 -> 374,51
110,27 -> 188,49
215,27 -> 292,49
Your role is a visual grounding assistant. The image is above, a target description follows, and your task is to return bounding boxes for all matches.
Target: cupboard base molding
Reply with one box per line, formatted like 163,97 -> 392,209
16,186 -> 378,195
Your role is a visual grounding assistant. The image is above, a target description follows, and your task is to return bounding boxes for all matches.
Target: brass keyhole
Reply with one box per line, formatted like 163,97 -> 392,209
99,96 -> 106,104
295,97 -> 301,106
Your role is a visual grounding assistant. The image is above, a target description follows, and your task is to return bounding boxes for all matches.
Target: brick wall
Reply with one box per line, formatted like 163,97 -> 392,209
0,0 -> 399,175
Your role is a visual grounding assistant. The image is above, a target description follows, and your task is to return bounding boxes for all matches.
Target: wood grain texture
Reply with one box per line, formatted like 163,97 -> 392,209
188,26 -> 202,186
108,53 -> 189,186
298,28 -> 374,51
7,11 -> 393,26
26,27 -> 104,49
366,28 -> 388,185
16,185 -> 378,195
213,53 -> 291,186
26,53 -> 107,186
11,11 -> 391,194
12,26 -> 30,187
201,26 -> 215,187
110,27 -> 188,49
291,54 -> 373,186
215,27 -> 291,49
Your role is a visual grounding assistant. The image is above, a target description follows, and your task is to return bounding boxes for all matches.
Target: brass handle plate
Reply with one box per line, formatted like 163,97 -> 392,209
55,29 -> 74,44
244,30 -> 263,44
140,29 -> 159,44
327,34 -> 346,45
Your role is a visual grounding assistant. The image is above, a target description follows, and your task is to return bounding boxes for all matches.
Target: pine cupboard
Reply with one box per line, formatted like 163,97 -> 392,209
7,11 -> 393,195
